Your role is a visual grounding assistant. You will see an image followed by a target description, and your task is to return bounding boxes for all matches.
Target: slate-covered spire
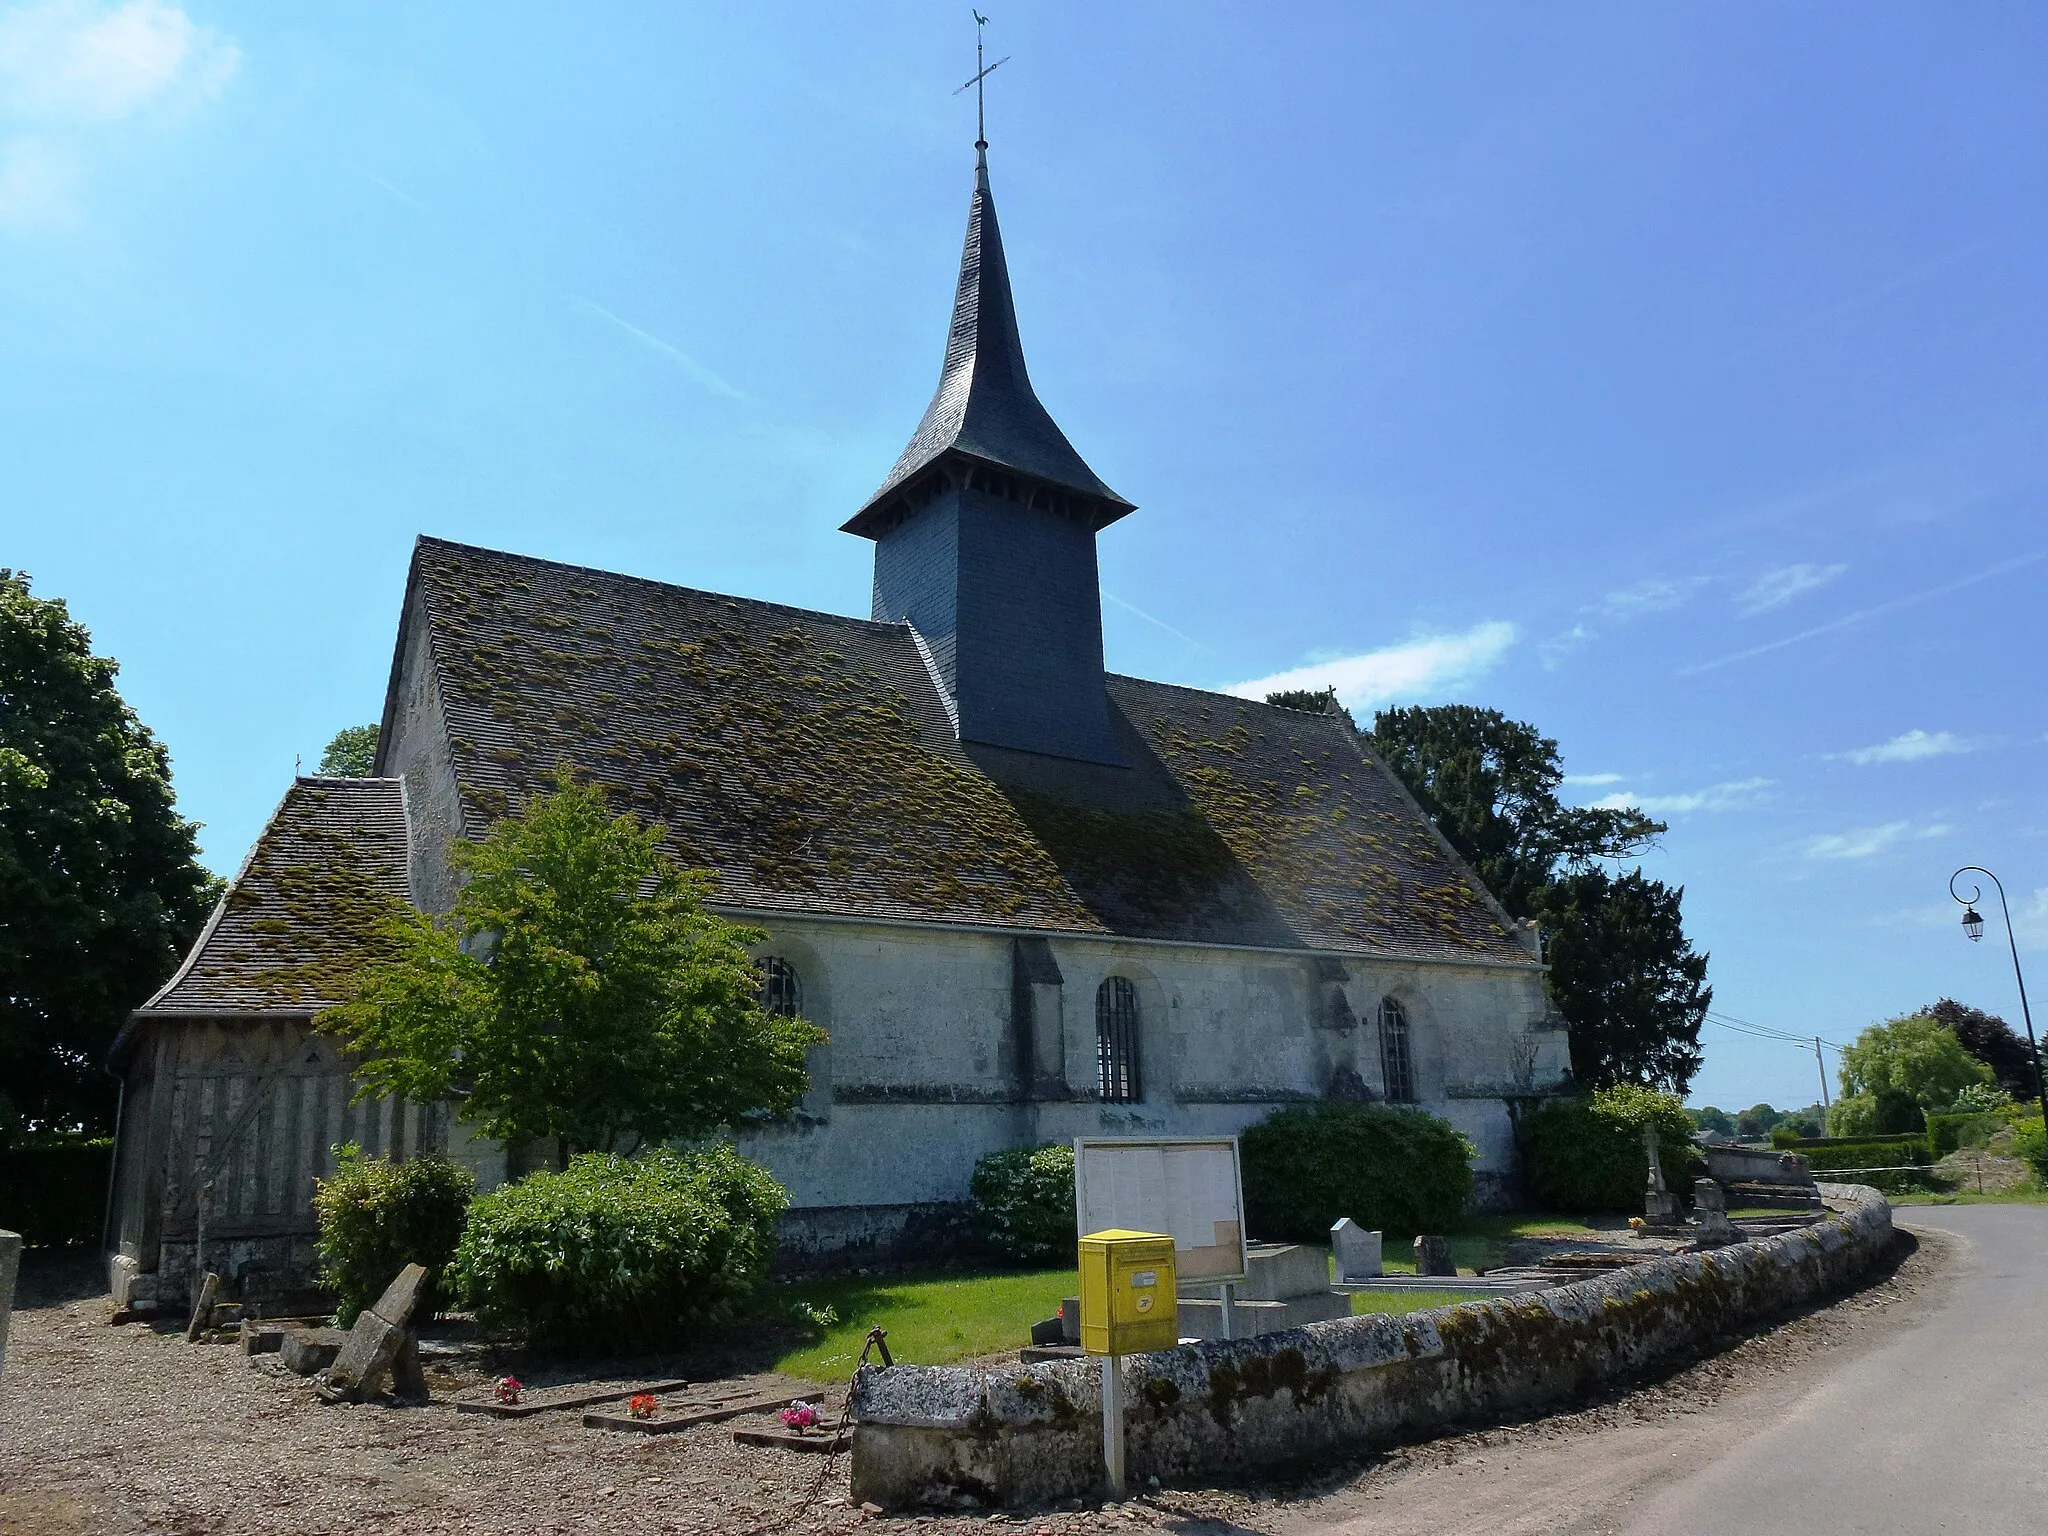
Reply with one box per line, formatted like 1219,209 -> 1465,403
843,146 -> 1133,536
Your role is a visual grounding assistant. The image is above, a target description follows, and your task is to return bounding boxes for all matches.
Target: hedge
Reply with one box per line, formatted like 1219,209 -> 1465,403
970,1143 -> 1077,1265
1521,1085 -> 1695,1214
0,1140 -> 113,1248
313,1145 -> 475,1325
1240,1101 -> 1473,1241
1769,1130 -> 1929,1151
1926,1112 -> 2009,1158
1789,1137 -> 1935,1194
453,1145 -> 786,1352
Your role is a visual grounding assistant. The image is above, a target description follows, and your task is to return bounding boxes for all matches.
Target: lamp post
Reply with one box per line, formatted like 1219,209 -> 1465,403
1949,865 -> 2046,1137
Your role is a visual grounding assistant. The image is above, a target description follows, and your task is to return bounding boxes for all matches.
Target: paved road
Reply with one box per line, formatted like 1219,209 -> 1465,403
1621,1205 -> 2048,1535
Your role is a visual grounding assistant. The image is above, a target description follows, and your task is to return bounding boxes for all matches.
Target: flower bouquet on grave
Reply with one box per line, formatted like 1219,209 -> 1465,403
780,1400 -> 822,1432
628,1393 -> 660,1420
494,1376 -> 523,1405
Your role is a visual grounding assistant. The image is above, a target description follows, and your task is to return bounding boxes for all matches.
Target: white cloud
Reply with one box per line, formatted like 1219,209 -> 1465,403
1599,577 -> 1708,620
1831,729 -> 1975,766
1562,772 -> 1625,787
1591,777 -> 1773,815
1801,821 -> 1951,861
1227,621 -> 1517,712
1737,562 -> 1848,616
0,2 -> 237,230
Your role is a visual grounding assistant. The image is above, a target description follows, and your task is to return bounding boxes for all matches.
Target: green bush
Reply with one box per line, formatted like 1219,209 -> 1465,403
453,1144 -> 786,1352
1927,1111 -> 2006,1158
1521,1084 -> 1694,1213
313,1144 -> 475,1325
969,1143 -> 1076,1265
1827,1088 -> 1926,1137
1240,1101 -> 1474,1241
1791,1137 -> 1934,1194
0,1138 -> 112,1248
1770,1130 -> 1929,1150
2011,1118 -> 2048,1183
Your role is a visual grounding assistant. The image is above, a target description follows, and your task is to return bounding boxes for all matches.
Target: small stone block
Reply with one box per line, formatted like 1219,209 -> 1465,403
1060,1297 -> 1081,1345
390,1333 -> 428,1401
1028,1316 -> 1064,1346
1413,1235 -> 1456,1277
241,1322 -> 286,1357
279,1326 -> 347,1375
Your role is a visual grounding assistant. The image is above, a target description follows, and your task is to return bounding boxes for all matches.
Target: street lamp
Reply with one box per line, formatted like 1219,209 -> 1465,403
1949,866 -> 2045,1137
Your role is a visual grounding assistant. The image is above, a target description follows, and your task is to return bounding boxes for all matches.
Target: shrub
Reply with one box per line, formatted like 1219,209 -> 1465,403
453,1144 -> 786,1351
313,1144 -> 475,1325
969,1143 -> 1076,1265
1828,1088 -> 1926,1137
1790,1136 -> 1935,1194
1239,1101 -> 1474,1241
2011,1118 -> 2048,1183
1521,1084 -> 1695,1213
1927,1111 -> 2006,1158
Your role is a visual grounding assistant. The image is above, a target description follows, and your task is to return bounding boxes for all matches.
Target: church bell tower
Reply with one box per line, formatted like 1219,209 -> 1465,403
842,140 -> 1134,767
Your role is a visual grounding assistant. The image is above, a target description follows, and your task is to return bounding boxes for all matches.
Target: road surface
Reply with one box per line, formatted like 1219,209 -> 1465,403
1284,1205 -> 2048,1536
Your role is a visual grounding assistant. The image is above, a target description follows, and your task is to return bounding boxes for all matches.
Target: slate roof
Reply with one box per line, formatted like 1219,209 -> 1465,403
398,537 -> 1534,966
843,149 -> 1132,536
138,777 -> 413,1015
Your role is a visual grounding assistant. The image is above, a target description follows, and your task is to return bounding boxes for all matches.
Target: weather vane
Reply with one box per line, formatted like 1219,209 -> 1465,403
955,10 -> 1009,149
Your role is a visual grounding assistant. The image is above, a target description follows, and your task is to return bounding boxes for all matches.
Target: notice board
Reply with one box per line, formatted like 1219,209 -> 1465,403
1073,1136 -> 1248,1284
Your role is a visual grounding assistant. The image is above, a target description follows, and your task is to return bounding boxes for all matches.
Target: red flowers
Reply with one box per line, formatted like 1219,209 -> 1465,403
780,1401 -> 821,1431
494,1376 -> 524,1405
628,1393 -> 659,1420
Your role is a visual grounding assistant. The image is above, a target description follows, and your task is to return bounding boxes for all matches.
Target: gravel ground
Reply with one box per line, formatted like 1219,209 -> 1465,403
0,1230 -> 1934,1536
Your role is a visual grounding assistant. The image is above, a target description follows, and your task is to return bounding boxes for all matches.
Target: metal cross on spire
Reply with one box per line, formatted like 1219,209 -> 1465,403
955,10 -> 1009,149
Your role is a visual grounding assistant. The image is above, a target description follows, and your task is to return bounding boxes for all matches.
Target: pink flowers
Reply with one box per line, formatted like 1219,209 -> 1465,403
494,1376 -> 523,1405
628,1393 -> 659,1420
780,1400 -> 822,1431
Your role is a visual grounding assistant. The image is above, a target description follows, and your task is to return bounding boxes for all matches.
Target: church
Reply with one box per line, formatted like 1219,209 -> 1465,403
104,137 -> 1569,1304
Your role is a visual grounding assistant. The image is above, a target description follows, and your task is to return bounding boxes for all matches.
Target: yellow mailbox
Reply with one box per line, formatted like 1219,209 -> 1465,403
1078,1229 -> 1179,1356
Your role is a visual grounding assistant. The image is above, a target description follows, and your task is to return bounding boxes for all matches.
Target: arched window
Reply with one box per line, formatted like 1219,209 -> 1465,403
1096,977 -> 1141,1103
758,957 -> 803,1020
1379,997 -> 1415,1103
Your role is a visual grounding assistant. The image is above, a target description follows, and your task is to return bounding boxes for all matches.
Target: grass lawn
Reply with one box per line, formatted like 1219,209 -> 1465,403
1348,1289 -> 1472,1315
1374,1213 -> 1602,1276
768,1268 -> 1077,1380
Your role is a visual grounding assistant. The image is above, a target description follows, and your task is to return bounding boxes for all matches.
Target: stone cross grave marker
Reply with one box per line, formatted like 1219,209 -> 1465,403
1331,1218 -> 1383,1281
1644,1125 -> 1681,1225
322,1263 -> 428,1404
1692,1177 -> 1737,1245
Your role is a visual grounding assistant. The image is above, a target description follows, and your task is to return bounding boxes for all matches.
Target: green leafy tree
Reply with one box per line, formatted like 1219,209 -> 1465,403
1689,1105 -> 1735,1136
1,570 -> 220,1133
319,725 -> 380,777
1735,1103 -> 1784,1139
1835,1013 -> 1992,1119
1366,706 -> 1662,920
1924,997 -> 2038,1103
323,769 -> 824,1158
1536,868 -> 1709,1094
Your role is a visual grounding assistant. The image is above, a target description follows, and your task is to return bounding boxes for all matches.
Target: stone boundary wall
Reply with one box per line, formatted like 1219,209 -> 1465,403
849,1185 -> 1893,1508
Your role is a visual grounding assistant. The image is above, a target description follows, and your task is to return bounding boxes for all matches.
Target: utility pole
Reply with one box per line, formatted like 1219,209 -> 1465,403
1814,1037 -> 1831,1111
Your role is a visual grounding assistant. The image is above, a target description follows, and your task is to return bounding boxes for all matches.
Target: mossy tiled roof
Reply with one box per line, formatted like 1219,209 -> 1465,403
402,537 -> 1532,965
142,777 -> 412,1013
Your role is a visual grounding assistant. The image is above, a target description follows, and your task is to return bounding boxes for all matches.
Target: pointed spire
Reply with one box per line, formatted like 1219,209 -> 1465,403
843,149 -> 1132,536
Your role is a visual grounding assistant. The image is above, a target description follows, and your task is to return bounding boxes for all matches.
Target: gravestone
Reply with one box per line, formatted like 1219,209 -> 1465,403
1644,1125 -> 1681,1225
1413,1235 -> 1456,1277
1060,1297 -> 1081,1345
1692,1177 -> 1737,1246
0,1229 -> 20,1383
280,1325 -> 348,1375
1331,1218 -> 1383,1282
320,1263 -> 428,1403
185,1272 -> 221,1343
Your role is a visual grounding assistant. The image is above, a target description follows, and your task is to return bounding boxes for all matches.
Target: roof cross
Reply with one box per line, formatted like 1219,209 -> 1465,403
955,10 -> 1009,149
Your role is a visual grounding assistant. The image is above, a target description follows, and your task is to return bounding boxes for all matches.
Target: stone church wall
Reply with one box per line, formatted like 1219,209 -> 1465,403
734,914 -> 1563,1259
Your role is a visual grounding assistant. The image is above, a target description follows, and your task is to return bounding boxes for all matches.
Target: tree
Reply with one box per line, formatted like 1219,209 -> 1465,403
319,725 -> 379,777
1924,997 -> 2038,1102
1,570 -> 220,1134
1836,1013 -> 1992,1117
1537,868 -> 1709,1095
1735,1102 -> 1785,1139
1366,706 -> 1663,920
323,769 -> 824,1158
1690,1105 -> 1735,1136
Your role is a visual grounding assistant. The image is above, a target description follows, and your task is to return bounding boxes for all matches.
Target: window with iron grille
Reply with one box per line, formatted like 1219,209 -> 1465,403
1379,997 -> 1415,1103
758,957 -> 803,1019
1096,977 -> 1141,1103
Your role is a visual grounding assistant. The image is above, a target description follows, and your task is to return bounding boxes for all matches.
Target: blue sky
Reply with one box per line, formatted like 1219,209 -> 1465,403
5,3 -> 2044,1110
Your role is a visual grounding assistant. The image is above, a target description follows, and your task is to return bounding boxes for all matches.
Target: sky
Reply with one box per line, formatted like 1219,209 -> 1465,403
4,3 -> 2044,1111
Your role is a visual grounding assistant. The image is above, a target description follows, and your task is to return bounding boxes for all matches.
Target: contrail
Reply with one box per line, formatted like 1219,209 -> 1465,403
569,295 -> 752,404
1104,590 -> 1207,651
1678,547 -> 2048,677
